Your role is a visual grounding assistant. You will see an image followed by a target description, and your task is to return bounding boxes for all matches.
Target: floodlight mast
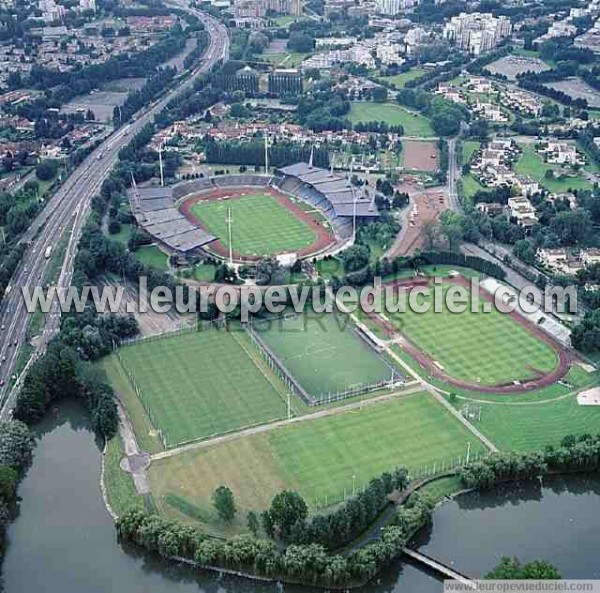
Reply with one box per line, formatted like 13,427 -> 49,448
158,142 -> 164,187
226,206 -> 234,266
264,131 -> 269,176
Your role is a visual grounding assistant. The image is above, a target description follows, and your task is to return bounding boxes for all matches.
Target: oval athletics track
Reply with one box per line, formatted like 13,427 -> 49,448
367,276 -> 571,395
179,186 -> 337,261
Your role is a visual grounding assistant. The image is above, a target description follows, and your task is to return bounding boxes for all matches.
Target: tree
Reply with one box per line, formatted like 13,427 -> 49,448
549,209 -> 592,246
287,31 -> 314,53
267,490 -> 308,538
513,239 -> 536,265
486,557 -> 561,580
213,486 -> 236,522
35,159 -> 59,182
0,421 -> 35,475
247,511 -> 260,536
0,465 -> 18,501
372,86 -> 388,103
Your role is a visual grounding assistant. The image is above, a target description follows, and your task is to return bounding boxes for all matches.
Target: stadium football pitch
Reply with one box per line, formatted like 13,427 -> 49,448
148,391 -> 485,531
254,311 -> 397,400
384,283 -> 558,386
191,193 -> 317,257
108,329 -> 289,446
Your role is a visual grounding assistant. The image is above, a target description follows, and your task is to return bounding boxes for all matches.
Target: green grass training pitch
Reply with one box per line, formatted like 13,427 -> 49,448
348,102 -> 434,137
148,391 -> 485,533
254,312 -> 396,400
418,365 -> 599,452
191,193 -> 317,257
108,329 -> 289,446
384,283 -> 558,386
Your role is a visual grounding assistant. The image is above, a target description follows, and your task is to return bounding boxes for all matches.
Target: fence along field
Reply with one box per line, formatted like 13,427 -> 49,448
250,311 -> 403,404
148,391 -> 486,533
111,327 -> 291,447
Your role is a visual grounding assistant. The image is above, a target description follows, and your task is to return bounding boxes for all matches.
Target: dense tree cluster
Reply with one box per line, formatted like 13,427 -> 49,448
486,557 -> 561,580
0,421 -> 35,558
204,138 -> 329,169
461,434 -> 600,489
116,490 -> 433,587
14,342 -> 121,438
286,470 -> 408,550
396,90 -> 469,137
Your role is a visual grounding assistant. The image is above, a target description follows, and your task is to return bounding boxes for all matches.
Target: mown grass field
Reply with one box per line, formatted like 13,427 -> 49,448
379,68 -> 427,89
191,193 -> 317,257
461,173 -> 486,200
461,140 -> 481,166
516,146 -> 593,193
148,392 -> 485,534
348,102 -> 434,137
106,329 -> 290,446
463,390 -> 600,452
254,312 -> 395,400
384,284 -> 558,386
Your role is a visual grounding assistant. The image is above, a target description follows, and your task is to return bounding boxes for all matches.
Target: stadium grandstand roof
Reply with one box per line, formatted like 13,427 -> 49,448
127,185 -> 217,253
278,163 -> 380,218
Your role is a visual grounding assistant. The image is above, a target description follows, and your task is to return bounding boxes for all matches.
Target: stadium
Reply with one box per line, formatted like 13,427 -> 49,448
128,159 -> 382,264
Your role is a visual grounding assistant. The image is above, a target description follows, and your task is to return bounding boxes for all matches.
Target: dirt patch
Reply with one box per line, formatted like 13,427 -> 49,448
403,140 -> 439,172
369,276 -> 571,394
391,186 -> 447,256
179,186 -> 337,262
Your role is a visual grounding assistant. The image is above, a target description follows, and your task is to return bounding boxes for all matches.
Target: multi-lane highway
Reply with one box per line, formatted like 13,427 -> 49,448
0,4 -> 229,418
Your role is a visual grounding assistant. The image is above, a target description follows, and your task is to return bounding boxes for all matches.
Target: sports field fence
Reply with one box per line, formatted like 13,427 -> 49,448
312,449 -> 491,510
114,346 -> 169,449
245,321 -> 314,404
118,317 -> 226,348
245,318 -> 404,407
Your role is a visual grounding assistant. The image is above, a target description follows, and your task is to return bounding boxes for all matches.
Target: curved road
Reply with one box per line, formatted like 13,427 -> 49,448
0,3 -> 229,418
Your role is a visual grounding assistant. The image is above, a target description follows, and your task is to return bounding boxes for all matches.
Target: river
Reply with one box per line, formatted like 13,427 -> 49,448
4,401 -> 600,592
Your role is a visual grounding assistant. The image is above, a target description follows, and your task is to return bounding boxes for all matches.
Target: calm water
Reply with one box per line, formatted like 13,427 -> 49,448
3,401 -> 600,593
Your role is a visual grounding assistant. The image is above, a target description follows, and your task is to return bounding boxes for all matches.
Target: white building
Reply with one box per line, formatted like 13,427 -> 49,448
375,0 -> 418,15
443,12 -> 512,55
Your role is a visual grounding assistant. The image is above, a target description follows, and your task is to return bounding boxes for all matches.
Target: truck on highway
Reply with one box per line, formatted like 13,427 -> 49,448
45,245 -> 52,259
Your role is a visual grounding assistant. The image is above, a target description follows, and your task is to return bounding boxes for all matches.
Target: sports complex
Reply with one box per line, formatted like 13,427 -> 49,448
104,256 -> 600,536
129,162 -> 382,263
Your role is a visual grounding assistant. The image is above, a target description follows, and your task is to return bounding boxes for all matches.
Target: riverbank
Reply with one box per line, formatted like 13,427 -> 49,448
5,402 -> 600,593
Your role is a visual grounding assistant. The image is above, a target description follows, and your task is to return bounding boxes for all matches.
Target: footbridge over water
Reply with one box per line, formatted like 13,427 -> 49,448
402,548 -> 477,589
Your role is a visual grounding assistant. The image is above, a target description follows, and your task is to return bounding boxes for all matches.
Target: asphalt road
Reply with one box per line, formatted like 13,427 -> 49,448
0,4 -> 229,419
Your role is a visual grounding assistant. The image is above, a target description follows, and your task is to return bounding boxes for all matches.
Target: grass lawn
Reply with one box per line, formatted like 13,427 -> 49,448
107,329 -> 290,446
384,283 -> 558,386
109,223 -> 133,245
516,146 -> 593,193
254,311 -> 395,400
272,15 -> 305,27
104,437 -> 144,516
379,69 -> 426,89
148,391 -> 485,534
461,173 -> 485,200
191,193 -> 317,257
135,244 -> 169,270
316,257 -> 344,279
461,140 -> 481,166
470,392 -> 600,453
349,102 -> 434,137
262,52 -> 309,68
178,262 -> 218,282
